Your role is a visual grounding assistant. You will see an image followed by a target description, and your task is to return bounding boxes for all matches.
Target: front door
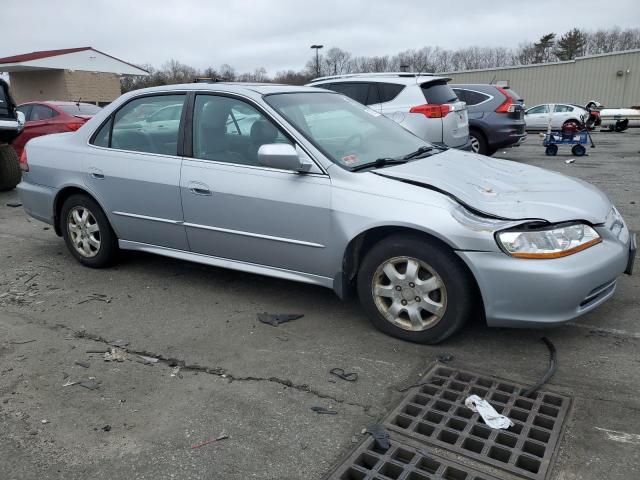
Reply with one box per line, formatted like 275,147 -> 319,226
84,93 -> 188,250
525,104 -> 551,129
180,94 -> 333,278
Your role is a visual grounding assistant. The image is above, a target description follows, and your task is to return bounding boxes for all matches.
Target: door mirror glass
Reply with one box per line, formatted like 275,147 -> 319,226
258,144 -> 311,172
16,111 -> 25,127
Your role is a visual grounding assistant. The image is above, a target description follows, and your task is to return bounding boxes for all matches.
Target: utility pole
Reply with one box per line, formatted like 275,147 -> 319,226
310,44 -> 323,78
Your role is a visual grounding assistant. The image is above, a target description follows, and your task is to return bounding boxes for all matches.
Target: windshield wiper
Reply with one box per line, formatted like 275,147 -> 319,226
401,145 -> 439,160
350,157 -> 409,171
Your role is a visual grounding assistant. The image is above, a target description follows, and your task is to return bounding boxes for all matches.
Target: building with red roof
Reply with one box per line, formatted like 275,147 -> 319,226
0,47 -> 148,105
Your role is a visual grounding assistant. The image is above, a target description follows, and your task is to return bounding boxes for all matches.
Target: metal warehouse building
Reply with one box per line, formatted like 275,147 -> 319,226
442,49 -> 640,108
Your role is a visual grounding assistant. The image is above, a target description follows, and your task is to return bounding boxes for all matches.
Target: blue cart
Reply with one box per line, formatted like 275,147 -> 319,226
543,130 -> 593,156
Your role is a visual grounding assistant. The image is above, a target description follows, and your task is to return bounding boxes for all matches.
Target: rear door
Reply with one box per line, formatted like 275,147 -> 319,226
84,93 -> 188,250
21,104 -> 59,142
422,81 -> 468,148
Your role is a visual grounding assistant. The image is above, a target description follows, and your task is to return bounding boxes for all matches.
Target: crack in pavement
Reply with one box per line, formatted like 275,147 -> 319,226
68,326 -> 375,415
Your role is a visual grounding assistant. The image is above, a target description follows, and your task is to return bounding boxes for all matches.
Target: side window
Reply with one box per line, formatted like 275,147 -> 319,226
328,83 -> 369,105
365,84 -> 380,105
554,104 -> 572,113
527,105 -> 549,114
193,95 -> 291,167
111,94 -> 185,155
92,118 -> 111,147
464,90 -> 491,106
378,83 -> 405,103
17,105 -> 32,120
30,104 -> 57,121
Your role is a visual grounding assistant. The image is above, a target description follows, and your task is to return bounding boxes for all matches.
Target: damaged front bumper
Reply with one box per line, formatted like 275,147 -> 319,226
457,225 -> 633,328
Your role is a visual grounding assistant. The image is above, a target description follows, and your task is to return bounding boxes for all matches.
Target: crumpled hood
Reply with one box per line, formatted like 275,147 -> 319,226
375,149 -> 611,224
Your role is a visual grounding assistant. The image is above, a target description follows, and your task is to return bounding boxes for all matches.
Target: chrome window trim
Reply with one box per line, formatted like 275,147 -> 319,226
455,88 -> 494,107
85,88 -> 329,177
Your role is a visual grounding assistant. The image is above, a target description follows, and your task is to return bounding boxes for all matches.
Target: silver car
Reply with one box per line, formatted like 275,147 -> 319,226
17,83 -> 635,343
307,73 -> 470,150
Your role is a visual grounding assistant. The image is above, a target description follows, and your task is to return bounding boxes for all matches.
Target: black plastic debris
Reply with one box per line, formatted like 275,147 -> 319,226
521,337 -> 557,397
366,423 -> 390,451
436,353 -> 454,363
257,312 -> 303,327
75,361 -> 90,369
311,406 -> 337,415
329,368 -> 358,382
6,202 -> 22,207
102,425 -> 111,432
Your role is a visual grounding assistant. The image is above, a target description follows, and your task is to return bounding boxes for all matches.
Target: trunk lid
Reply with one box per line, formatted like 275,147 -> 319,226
376,149 -> 611,224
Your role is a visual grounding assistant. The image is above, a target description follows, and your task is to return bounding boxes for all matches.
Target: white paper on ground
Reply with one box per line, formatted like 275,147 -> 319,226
464,394 -> 514,429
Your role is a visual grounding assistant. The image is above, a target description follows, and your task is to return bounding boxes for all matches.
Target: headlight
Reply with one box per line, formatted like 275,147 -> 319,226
496,223 -> 601,258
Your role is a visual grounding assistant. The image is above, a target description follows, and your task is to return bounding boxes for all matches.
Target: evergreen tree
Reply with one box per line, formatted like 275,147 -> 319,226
555,28 -> 587,60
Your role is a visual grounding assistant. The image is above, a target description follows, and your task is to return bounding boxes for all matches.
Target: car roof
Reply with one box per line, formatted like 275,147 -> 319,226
308,73 -> 451,85
124,82 -> 323,97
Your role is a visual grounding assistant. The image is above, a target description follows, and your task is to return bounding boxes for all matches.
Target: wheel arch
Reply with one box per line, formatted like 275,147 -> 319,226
336,225 -> 485,321
53,185 -> 112,237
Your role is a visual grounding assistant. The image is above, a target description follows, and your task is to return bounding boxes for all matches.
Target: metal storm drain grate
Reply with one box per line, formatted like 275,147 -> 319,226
384,367 -> 570,480
329,438 -> 502,480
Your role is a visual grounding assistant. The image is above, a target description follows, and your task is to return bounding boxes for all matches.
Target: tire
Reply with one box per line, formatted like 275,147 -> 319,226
469,131 -> 488,155
357,235 -> 474,344
545,145 -> 558,156
571,144 -> 586,157
60,194 -> 118,268
0,145 -> 21,191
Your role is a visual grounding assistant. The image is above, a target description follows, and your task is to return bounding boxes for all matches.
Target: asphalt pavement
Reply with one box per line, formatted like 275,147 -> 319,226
1,129 -> 638,479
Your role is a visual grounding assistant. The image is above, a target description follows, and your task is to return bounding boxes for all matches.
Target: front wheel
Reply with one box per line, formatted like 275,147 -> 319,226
571,144 -> 586,156
60,194 -> 118,268
357,235 -> 474,344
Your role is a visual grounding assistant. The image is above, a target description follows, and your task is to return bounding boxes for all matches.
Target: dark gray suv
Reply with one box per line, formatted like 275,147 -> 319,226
451,84 -> 526,156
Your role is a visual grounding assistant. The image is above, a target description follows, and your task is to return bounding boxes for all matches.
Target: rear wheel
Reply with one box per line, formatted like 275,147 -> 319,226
571,144 -> 586,156
545,145 -> 558,156
357,235 -> 474,344
469,131 -> 488,155
60,194 -> 118,268
0,145 -> 21,191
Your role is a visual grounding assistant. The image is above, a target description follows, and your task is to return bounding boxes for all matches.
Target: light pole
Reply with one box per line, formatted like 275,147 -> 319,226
310,44 -> 323,78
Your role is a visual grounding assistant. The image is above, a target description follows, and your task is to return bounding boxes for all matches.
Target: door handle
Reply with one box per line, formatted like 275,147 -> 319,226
89,168 -> 104,179
188,181 -> 212,196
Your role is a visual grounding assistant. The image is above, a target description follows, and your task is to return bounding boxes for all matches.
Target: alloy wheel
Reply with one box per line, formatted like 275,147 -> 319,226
470,135 -> 480,153
67,206 -> 101,258
371,256 -> 447,331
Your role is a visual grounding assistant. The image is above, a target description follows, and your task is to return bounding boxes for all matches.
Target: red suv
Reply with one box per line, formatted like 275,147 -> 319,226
13,101 -> 101,156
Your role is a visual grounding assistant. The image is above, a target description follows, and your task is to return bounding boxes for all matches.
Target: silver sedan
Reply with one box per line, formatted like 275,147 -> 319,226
17,83 -> 635,343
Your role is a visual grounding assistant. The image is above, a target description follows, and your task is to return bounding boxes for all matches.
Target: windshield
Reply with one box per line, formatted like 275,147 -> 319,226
60,104 -> 102,116
265,92 -> 431,169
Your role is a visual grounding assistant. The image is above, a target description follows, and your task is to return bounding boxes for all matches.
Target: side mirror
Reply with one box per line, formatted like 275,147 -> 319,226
16,111 -> 25,127
258,144 -> 312,173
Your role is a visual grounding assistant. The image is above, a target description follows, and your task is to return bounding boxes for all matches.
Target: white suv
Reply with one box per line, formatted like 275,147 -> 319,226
307,73 -> 470,149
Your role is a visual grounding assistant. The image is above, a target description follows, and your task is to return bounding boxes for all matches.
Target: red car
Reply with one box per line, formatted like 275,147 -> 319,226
13,101 -> 101,156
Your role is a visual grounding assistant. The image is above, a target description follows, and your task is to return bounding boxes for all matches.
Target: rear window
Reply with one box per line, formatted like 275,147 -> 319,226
59,104 -> 102,116
421,82 -> 457,104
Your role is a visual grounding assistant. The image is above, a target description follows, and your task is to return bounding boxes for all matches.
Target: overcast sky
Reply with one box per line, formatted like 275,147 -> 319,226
4,0 -> 640,74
